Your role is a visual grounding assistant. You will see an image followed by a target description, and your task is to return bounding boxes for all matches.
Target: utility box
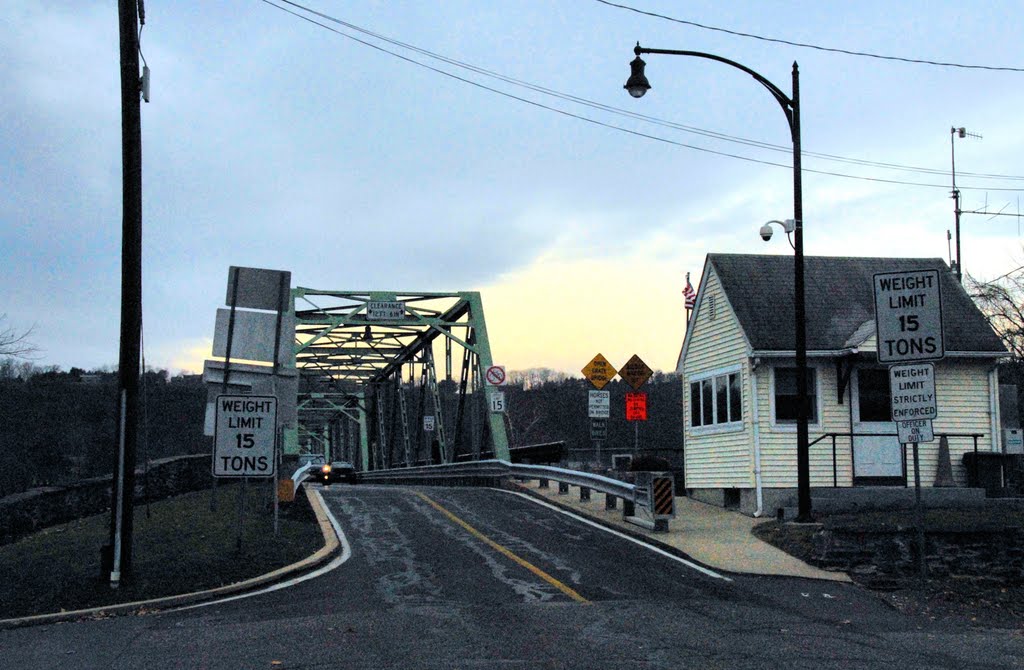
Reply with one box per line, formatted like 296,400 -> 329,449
1004,428 -> 1023,454
963,452 -> 1013,495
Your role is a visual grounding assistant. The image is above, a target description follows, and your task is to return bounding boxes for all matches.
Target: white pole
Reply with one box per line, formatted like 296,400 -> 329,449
111,390 -> 127,587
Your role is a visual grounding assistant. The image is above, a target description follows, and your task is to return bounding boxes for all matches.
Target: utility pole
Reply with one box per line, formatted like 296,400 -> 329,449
106,0 -> 144,586
950,126 -> 982,283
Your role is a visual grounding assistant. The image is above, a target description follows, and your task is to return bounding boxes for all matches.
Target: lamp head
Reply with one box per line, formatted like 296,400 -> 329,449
624,55 -> 651,98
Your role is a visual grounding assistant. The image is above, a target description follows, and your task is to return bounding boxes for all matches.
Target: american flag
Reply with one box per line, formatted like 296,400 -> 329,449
683,273 -> 697,310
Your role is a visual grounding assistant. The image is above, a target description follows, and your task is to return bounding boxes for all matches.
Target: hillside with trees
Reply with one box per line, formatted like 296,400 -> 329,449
0,360 -> 686,498
0,364 -> 208,497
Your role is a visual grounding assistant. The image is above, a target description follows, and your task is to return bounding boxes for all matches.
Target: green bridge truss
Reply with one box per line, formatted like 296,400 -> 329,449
286,289 -> 510,470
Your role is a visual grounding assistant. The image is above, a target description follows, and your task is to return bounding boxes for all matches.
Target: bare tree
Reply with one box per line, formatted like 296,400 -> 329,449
966,272 -> 1024,361
0,314 -> 38,359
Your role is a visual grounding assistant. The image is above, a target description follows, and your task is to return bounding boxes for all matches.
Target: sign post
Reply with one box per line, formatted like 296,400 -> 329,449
620,354 -> 653,455
583,354 -> 617,465
581,354 -> 617,390
890,363 -> 937,444
874,269 -> 944,581
873,269 -> 944,364
484,365 -> 507,387
588,390 -> 611,419
213,394 -> 277,552
488,392 -> 506,413
619,355 -> 653,391
625,391 -> 648,454
213,395 -> 278,478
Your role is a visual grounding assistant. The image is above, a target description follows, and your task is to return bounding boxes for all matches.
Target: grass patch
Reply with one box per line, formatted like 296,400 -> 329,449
0,482 -> 323,619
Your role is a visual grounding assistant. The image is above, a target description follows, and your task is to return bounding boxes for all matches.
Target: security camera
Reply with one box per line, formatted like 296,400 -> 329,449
759,224 -> 773,241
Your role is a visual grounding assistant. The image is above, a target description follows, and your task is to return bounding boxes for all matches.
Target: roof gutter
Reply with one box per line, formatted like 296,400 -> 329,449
749,349 -> 1006,360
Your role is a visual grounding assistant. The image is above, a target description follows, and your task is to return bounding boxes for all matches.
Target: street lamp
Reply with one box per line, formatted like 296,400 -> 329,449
626,43 -> 813,522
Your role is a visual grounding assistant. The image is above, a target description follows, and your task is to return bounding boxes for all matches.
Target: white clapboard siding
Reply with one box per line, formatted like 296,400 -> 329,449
755,361 -> 853,488
756,356 -> 994,488
682,267 -> 754,488
927,360 -> 995,486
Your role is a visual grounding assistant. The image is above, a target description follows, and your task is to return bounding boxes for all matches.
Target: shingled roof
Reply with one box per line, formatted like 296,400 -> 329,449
707,254 -> 1006,355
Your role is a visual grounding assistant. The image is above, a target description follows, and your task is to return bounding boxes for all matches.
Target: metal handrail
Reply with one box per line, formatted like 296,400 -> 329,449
808,431 -> 985,487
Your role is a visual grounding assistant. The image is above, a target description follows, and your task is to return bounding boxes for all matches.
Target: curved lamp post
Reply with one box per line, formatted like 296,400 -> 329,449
626,44 -> 812,522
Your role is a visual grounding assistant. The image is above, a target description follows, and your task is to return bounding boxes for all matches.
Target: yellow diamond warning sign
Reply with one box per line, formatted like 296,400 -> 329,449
619,354 -> 653,390
582,354 -> 617,390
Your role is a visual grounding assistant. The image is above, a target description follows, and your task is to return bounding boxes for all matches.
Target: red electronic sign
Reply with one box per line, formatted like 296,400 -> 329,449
625,392 -> 648,421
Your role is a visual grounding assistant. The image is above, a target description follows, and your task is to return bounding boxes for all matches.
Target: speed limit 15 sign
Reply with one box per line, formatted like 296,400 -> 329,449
872,269 -> 944,364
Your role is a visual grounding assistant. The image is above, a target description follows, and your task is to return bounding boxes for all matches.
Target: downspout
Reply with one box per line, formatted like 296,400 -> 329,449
750,360 -> 764,517
990,366 -> 1001,454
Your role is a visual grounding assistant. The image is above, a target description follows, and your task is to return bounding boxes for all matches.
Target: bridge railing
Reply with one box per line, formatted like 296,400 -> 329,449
354,460 -> 675,531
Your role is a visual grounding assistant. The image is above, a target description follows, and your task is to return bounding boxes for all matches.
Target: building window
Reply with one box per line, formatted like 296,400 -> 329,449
690,369 -> 742,428
857,368 -> 891,422
774,367 -> 818,423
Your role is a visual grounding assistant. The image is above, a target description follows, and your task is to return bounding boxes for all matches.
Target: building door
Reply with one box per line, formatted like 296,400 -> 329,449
851,368 -> 903,484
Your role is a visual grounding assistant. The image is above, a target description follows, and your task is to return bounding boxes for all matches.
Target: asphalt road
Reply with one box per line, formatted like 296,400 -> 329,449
2,485 -> 1022,669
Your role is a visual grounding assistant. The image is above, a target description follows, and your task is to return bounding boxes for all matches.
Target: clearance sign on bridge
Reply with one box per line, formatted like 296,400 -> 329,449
213,395 -> 277,477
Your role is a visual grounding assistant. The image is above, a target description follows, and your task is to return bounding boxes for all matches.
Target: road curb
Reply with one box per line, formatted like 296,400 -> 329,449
0,485 -> 341,630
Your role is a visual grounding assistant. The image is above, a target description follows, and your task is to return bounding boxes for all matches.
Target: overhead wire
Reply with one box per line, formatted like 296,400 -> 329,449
594,0 -> 1024,73
261,0 -> 1024,192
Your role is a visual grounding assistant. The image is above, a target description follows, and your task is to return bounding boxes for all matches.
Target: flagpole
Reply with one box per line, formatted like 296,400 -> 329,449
684,272 -> 694,323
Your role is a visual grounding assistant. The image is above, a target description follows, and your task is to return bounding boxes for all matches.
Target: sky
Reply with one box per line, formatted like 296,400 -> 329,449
3,1 -> 1023,377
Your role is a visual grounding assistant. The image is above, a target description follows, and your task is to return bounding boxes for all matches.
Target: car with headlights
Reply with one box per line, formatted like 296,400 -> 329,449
314,460 -> 357,485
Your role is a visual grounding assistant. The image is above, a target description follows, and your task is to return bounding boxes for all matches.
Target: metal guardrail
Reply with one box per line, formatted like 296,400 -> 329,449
506,462 -> 636,500
358,459 -> 510,483
291,462 -> 316,486
357,459 -> 635,497
353,459 -> 679,531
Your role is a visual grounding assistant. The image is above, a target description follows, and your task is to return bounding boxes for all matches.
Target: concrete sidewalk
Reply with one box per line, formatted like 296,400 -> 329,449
516,480 -> 850,582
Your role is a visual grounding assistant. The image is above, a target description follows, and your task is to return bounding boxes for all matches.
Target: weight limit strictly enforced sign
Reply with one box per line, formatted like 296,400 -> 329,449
873,269 -> 944,363
213,395 -> 277,477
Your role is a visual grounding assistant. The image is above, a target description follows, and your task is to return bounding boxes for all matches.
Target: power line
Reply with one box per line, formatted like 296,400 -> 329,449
268,0 -> 1024,186
594,0 -> 1024,73
261,0 -> 1024,192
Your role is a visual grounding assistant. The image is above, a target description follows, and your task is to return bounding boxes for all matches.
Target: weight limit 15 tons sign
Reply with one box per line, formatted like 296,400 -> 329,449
873,269 -> 944,364
213,395 -> 277,477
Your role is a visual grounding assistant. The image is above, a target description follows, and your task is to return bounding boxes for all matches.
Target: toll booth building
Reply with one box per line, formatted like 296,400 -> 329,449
676,254 -> 1008,515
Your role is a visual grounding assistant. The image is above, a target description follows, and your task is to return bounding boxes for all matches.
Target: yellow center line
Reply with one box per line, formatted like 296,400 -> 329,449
414,491 -> 590,604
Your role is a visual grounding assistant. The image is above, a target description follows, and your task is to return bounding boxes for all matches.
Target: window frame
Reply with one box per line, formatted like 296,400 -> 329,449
688,365 -> 744,434
770,365 -> 821,429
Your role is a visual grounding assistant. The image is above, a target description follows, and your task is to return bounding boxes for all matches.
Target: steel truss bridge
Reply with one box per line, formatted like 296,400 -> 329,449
288,289 -> 509,471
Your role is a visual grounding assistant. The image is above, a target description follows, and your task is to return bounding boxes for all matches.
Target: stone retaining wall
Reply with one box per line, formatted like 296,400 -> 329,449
0,454 -> 212,545
810,526 -> 1024,586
